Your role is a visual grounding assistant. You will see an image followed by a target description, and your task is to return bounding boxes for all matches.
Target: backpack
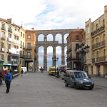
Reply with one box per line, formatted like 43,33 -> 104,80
5,73 -> 11,81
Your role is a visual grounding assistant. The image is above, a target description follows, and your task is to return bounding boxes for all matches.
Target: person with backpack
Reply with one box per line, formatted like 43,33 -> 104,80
4,68 -> 12,93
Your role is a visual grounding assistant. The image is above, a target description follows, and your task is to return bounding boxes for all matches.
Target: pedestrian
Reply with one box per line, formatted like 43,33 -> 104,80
4,68 -> 12,93
21,69 -> 23,76
0,70 -> 3,86
56,67 -> 59,78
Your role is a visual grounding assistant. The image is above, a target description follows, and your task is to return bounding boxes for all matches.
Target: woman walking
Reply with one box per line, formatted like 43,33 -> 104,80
4,68 -> 12,93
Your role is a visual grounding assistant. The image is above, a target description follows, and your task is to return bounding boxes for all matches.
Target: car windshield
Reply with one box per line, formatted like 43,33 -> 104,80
74,72 -> 88,79
49,68 -> 55,71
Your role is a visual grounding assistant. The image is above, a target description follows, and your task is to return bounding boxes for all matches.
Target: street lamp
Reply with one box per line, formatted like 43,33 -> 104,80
52,56 -> 59,76
76,43 -> 89,70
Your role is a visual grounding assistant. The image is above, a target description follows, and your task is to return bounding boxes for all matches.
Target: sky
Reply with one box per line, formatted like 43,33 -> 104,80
0,0 -> 107,30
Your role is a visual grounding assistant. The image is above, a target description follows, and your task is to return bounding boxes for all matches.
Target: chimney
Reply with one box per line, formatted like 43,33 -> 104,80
7,18 -> 12,24
32,28 -> 34,30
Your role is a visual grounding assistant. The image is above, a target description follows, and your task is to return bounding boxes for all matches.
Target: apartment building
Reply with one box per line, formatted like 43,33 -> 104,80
0,18 -> 25,68
85,5 -> 107,76
67,29 -> 85,70
25,29 -> 36,71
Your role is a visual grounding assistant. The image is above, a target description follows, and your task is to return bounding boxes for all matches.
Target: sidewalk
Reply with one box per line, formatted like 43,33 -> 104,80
92,76 -> 107,88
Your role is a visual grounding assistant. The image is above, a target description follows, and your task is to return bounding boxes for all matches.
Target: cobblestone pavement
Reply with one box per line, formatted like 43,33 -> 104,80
0,72 -> 107,107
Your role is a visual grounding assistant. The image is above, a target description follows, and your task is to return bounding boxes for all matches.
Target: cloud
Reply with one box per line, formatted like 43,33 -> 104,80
0,0 -> 107,30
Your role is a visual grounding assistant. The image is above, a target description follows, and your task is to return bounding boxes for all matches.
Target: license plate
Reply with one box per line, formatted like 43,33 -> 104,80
85,85 -> 91,86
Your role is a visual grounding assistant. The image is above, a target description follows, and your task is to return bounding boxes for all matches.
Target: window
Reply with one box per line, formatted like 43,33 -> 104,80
1,42 -> 4,47
96,23 -> 98,29
103,33 -> 105,41
1,31 -> 5,37
27,52 -> 31,58
1,54 -> 4,60
23,42 -> 24,48
96,37 -> 99,43
75,43 -> 79,50
1,23 -> 6,30
8,33 -> 12,38
76,35 -> 79,40
27,35 -> 31,39
27,43 -> 31,48
8,44 -> 11,50
103,19 -> 105,26
14,35 -> 19,40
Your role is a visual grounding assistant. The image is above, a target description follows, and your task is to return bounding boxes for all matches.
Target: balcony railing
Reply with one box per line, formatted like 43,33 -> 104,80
24,46 -> 32,50
20,53 -> 24,58
91,26 -> 105,36
24,55 -> 32,59
92,40 -> 105,49
92,56 -> 105,63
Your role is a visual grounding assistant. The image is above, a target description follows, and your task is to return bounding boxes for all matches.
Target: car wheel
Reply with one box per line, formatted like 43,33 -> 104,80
89,86 -> 94,90
74,83 -> 78,89
65,82 -> 68,87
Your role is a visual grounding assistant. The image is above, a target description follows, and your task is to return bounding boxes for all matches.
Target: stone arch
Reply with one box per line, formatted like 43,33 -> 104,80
38,46 -> 44,68
38,34 -> 44,41
47,34 -> 53,41
64,46 -> 67,65
56,46 -> 62,66
55,34 -> 62,43
47,46 -> 53,69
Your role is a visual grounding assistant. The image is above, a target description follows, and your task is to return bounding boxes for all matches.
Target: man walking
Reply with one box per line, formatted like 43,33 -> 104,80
4,68 -> 12,93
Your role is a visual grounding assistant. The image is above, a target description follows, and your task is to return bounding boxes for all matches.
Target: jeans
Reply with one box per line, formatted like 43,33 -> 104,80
5,80 -> 11,93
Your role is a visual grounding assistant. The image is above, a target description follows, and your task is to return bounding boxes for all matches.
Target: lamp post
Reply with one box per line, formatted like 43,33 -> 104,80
76,43 -> 89,70
52,56 -> 59,76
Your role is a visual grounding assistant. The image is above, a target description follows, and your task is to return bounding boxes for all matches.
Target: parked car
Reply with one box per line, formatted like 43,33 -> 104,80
60,67 -> 71,80
64,70 -> 94,90
48,66 -> 56,76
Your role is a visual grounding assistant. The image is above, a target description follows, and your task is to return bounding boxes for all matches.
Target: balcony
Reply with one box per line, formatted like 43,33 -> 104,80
24,55 -> 32,59
92,40 -> 105,49
20,53 -> 24,58
91,26 -> 105,37
92,56 -> 105,63
24,46 -> 32,50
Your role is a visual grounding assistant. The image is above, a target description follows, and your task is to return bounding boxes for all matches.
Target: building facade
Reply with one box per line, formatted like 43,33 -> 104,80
0,18 -> 25,68
85,5 -> 107,76
66,29 -> 85,70
25,29 -> 36,71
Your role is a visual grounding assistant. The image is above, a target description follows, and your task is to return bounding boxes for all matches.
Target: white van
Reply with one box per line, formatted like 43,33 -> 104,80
21,67 -> 27,73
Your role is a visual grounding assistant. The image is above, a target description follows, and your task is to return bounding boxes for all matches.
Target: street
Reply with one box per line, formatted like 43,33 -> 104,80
0,71 -> 107,107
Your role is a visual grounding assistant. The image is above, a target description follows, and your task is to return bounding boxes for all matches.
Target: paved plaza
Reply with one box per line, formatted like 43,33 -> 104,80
0,71 -> 107,107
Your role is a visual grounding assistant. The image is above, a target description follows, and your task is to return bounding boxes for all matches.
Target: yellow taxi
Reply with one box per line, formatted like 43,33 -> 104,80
48,66 -> 56,76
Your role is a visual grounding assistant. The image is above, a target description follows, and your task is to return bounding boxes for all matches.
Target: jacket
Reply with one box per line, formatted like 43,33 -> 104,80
4,72 -> 12,82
